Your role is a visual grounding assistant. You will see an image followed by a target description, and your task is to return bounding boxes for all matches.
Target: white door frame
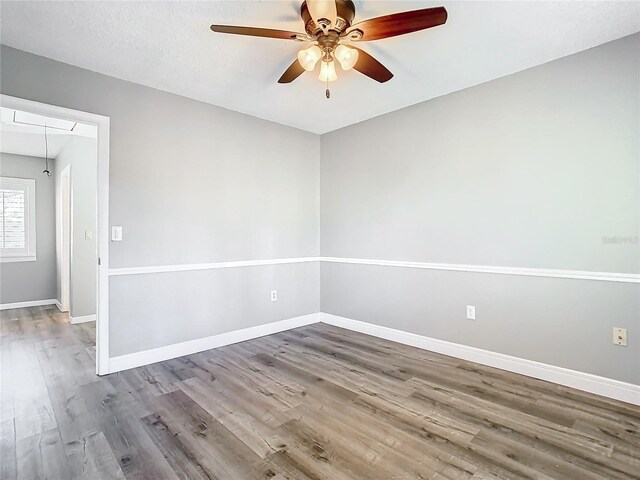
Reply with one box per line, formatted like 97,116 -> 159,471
60,164 -> 72,312
0,94 -> 111,375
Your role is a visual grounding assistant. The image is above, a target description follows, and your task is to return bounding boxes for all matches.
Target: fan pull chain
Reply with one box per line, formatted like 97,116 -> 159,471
43,125 -> 52,177
325,73 -> 330,99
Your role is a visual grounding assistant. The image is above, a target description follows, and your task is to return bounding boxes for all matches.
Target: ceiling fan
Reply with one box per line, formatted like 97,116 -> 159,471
210,0 -> 447,97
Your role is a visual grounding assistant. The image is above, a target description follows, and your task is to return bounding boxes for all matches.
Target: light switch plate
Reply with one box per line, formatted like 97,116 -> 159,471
85,230 -> 93,240
111,226 -> 123,242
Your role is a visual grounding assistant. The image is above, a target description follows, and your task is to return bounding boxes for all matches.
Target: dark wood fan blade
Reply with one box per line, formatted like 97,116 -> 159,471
351,47 -> 393,83
278,59 -> 306,83
210,25 -> 303,40
349,7 -> 447,41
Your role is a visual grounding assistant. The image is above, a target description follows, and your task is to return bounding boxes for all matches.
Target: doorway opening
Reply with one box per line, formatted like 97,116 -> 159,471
0,95 -> 110,375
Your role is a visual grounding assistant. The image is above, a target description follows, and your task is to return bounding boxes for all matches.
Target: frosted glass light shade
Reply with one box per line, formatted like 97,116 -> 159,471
297,45 -> 322,71
335,45 -> 359,70
318,60 -> 338,82
307,0 -> 337,26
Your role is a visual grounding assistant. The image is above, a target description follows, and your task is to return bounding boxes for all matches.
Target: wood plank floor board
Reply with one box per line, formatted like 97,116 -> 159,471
538,395 -> 640,432
35,342 -> 100,427
10,339 -> 58,441
285,397 -> 479,480
470,428 -> 609,480
257,334 -> 418,399
251,352 -> 361,404
349,392 -> 527,479
64,429 -> 127,480
0,419 -> 16,480
2,306 -> 639,479
409,384 -> 638,479
15,428 -> 72,480
571,417 -> 640,456
191,353 -> 306,414
456,361 -> 640,423
275,330 -> 415,383
408,378 -> 616,457
111,364 -> 182,405
139,412 -> 215,480
148,389 -> 267,479
0,335 -> 14,423
95,410 -> 179,480
178,376 -> 288,458
268,417 -> 396,480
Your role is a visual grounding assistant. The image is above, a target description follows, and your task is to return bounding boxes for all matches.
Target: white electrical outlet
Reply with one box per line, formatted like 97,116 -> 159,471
613,327 -> 627,346
466,305 -> 476,320
271,290 -> 277,302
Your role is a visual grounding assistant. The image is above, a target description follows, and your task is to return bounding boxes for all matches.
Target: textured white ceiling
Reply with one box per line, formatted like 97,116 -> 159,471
1,1 -> 639,134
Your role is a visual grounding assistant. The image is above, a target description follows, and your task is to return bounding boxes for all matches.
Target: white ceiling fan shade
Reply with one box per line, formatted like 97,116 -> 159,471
334,45 -> 359,70
318,60 -> 338,82
306,0 -> 337,27
297,45 -> 323,71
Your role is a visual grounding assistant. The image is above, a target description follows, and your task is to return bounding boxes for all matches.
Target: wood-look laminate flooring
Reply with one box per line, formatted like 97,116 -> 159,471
1,306 -> 639,479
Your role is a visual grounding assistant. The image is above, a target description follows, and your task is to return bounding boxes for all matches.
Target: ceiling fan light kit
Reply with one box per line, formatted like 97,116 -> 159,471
298,45 -> 323,71
334,44 -> 358,70
210,0 -> 448,98
318,59 -> 338,83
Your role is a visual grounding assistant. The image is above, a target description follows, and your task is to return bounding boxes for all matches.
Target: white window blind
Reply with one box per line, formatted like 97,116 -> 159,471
0,177 -> 36,262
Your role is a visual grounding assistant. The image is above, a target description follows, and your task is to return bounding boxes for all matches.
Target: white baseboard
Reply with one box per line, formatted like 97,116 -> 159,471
319,313 -> 640,406
70,314 -> 96,324
0,299 -> 57,311
105,310 -> 640,405
108,312 -> 321,374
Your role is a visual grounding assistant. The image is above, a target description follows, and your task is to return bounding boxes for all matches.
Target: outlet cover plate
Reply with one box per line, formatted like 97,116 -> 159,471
613,327 -> 627,346
466,305 -> 476,320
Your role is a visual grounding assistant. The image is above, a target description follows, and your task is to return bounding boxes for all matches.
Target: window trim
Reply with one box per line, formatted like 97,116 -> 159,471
0,176 -> 37,263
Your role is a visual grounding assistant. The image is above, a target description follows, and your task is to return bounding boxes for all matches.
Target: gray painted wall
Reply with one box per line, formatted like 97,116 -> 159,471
55,136 -> 97,318
0,45 -> 320,356
320,34 -> 640,384
110,262 -> 319,356
0,153 -> 57,304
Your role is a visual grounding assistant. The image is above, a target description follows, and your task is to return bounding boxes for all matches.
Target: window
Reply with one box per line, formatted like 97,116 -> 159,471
0,177 -> 36,262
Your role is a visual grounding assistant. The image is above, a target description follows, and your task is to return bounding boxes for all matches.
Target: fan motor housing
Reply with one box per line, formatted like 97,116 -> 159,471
301,0 -> 356,36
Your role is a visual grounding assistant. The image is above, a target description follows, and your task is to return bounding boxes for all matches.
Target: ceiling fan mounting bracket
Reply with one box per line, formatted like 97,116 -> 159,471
317,32 -> 340,52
